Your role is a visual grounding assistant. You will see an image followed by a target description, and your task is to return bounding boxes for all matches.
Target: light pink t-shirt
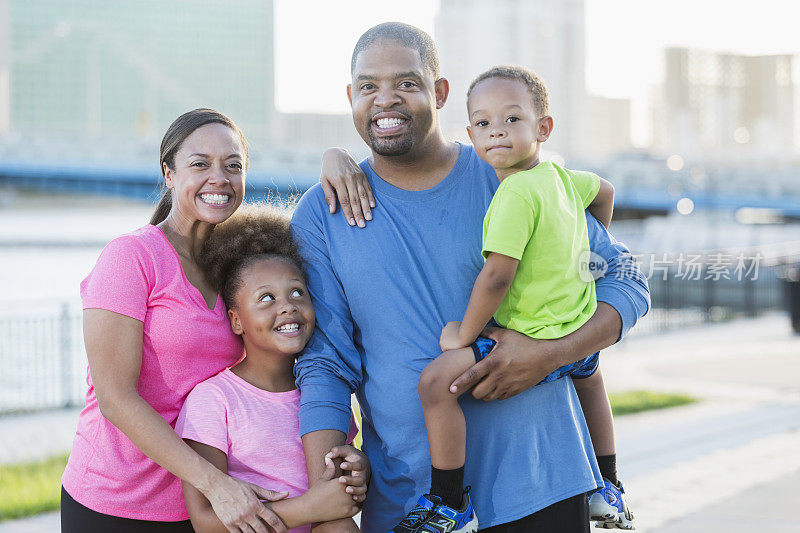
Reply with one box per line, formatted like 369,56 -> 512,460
176,369 -> 358,533
62,225 -> 244,521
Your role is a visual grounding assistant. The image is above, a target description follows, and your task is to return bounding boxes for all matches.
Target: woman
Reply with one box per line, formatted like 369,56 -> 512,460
61,109 -> 290,533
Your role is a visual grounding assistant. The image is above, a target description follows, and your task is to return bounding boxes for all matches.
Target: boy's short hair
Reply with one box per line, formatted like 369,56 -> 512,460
467,65 -> 549,118
351,22 -> 440,78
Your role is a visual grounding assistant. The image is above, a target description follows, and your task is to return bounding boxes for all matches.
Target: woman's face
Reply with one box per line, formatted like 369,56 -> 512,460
229,258 -> 316,358
163,123 -> 246,226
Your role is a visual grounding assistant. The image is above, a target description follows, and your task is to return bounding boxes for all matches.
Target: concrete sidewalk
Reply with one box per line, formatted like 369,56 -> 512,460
1,313 -> 798,532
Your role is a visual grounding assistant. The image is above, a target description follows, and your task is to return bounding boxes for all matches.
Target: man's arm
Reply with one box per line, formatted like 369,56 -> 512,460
450,211 -> 650,400
292,197 -> 366,533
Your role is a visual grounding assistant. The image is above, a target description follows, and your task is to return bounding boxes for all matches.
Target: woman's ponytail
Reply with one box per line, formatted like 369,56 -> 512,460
149,189 -> 172,226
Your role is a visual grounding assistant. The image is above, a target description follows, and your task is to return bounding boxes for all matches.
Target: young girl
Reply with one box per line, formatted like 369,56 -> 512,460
175,204 -> 368,532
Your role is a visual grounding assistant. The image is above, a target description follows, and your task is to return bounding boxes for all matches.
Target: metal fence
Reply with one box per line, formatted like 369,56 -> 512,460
0,267 -> 792,415
631,261 -> 786,335
0,302 -> 87,414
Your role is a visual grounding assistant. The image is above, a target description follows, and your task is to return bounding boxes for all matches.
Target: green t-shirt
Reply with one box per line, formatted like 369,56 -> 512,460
482,161 -> 600,339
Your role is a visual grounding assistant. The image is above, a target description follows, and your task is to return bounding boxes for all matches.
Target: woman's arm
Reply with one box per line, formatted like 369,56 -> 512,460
84,309 -> 287,533
182,441 -> 360,532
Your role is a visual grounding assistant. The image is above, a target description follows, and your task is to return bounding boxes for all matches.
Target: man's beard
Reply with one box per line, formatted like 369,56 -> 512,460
366,128 -> 414,156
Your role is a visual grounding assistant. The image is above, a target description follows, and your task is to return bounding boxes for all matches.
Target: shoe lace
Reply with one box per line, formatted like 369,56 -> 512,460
401,504 -> 437,527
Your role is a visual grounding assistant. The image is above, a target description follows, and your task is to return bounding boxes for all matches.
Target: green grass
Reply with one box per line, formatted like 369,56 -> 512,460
609,390 -> 697,416
0,453 -> 68,521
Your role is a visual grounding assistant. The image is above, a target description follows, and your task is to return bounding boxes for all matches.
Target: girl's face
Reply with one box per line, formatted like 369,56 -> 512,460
229,258 -> 315,357
163,123 -> 246,226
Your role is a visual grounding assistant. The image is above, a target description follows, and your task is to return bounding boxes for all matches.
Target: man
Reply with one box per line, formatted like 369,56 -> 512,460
291,22 -> 649,532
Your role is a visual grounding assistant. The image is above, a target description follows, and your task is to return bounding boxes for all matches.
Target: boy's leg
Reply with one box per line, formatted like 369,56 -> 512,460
573,368 -> 635,529
418,347 -> 478,508
572,368 -> 615,458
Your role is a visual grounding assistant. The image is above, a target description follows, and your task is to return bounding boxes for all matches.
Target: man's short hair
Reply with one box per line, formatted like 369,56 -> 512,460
467,65 -> 549,117
351,22 -> 440,78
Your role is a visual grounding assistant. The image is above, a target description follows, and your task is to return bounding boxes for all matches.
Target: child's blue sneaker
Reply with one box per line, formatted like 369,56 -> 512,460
391,494 -> 441,532
391,488 -> 478,533
589,479 -> 635,530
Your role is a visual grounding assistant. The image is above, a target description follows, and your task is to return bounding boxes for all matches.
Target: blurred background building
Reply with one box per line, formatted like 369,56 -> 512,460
651,47 -> 799,162
5,0 -> 275,142
436,0 -> 594,160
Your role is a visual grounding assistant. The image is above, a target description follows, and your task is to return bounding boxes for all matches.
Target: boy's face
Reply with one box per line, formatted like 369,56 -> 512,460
467,78 -> 551,176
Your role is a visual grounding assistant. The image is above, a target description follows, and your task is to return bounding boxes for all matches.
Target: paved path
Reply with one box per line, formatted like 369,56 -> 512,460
1,313 -> 798,532
603,312 -> 800,532
0,409 -> 80,465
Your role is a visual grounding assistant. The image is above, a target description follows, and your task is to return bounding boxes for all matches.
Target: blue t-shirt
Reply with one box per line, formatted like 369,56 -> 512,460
291,144 -> 649,531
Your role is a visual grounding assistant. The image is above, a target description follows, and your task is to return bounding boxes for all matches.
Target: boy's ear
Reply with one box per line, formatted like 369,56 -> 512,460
346,84 -> 353,107
228,308 -> 243,335
466,125 -> 473,143
434,77 -> 450,109
537,116 -> 554,142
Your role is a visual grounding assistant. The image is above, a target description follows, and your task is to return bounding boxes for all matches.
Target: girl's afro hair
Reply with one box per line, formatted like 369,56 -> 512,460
199,202 -> 306,309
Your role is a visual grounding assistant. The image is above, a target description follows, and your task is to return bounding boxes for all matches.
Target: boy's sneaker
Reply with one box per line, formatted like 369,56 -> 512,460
392,488 -> 479,533
391,494 -> 441,532
589,479 -> 635,530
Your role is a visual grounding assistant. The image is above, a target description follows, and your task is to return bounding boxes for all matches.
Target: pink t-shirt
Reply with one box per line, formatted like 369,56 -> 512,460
62,224 -> 244,521
176,369 -> 358,533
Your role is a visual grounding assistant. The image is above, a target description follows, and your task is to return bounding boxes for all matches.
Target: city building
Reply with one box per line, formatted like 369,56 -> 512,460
585,95 -> 631,163
6,0 -> 275,143
0,0 -> 9,135
272,112 -> 366,157
435,0 -> 588,160
651,47 -> 799,162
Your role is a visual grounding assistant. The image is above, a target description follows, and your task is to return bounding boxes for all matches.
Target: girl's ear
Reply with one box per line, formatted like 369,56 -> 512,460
228,308 -> 243,335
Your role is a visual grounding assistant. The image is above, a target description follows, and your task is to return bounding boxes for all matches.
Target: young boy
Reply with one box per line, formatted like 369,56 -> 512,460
392,66 -> 635,532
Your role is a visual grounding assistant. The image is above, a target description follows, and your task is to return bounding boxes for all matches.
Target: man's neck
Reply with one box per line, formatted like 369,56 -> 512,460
369,132 -> 460,191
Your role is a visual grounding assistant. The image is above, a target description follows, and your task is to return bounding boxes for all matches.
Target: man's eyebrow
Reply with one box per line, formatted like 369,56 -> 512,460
395,71 -> 423,81
355,74 -> 378,83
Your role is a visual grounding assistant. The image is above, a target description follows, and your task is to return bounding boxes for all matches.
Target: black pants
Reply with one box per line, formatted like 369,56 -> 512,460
61,487 -> 195,533
479,492 -> 589,532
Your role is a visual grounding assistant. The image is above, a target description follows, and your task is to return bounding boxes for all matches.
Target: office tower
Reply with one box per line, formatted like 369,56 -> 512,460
652,47 -> 798,161
7,0 -> 274,142
435,0 -> 587,160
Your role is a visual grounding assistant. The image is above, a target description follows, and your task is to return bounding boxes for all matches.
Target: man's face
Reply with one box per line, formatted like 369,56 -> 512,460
348,40 -> 439,157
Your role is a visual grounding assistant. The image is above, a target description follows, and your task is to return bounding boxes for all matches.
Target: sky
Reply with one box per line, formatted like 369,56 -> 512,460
273,0 -> 800,146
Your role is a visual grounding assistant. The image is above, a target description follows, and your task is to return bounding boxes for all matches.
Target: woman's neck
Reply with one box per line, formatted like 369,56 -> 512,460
231,347 -> 296,393
158,214 -> 214,261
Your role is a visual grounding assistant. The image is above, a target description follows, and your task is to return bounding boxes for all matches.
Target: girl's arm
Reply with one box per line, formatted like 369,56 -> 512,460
84,309 -> 288,533
183,440 -> 360,532
588,177 -> 615,229
440,253 -> 520,351
320,147 -> 375,227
